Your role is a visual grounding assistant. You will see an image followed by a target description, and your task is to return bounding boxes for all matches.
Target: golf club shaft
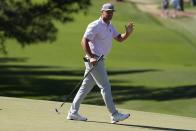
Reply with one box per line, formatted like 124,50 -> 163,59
56,55 -> 104,112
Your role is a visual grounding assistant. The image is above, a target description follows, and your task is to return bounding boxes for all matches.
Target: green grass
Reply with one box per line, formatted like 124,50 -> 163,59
1,0 -> 196,118
1,97 -> 196,131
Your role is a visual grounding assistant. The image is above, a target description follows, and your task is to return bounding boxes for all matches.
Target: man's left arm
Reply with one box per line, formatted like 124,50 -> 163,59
114,22 -> 134,42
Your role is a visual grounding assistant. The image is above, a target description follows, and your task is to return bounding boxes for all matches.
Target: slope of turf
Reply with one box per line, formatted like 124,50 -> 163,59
1,97 -> 196,131
2,0 -> 196,68
0,0 -> 196,118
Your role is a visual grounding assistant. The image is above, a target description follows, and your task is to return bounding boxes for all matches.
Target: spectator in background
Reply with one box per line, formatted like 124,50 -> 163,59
161,0 -> 170,18
179,0 -> 184,11
193,0 -> 196,6
171,0 -> 181,18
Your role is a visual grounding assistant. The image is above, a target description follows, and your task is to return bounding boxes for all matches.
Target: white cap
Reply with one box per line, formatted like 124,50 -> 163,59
101,3 -> 115,11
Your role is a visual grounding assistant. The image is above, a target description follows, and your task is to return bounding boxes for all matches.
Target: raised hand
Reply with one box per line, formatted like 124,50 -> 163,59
125,22 -> 134,34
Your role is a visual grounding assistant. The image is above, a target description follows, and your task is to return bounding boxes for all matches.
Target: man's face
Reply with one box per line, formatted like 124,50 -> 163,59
102,10 -> 114,21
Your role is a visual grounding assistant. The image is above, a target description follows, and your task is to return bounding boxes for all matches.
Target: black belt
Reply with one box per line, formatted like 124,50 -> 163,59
83,57 -> 90,62
83,55 -> 103,62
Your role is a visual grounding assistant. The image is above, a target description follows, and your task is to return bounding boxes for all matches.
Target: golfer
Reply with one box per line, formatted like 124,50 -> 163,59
67,3 -> 134,123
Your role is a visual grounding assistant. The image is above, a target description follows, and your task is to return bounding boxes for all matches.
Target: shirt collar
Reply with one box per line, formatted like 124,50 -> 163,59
99,17 -> 111,26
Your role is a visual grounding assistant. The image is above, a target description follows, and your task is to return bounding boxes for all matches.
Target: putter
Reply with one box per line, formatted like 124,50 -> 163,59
55,55 -> 104,114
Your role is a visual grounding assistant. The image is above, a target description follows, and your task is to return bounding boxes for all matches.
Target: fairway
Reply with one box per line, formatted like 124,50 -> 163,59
1,0 -> 196,119
0,97 -> 196,131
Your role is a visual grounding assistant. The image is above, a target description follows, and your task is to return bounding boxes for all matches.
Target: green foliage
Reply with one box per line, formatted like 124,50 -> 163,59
0,0 -> 91,53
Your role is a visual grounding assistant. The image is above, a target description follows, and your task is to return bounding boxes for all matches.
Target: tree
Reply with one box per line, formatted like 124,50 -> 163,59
0,0 -> 91,53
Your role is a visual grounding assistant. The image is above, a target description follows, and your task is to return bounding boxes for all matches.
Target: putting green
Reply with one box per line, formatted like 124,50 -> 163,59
0,97 -> 196,131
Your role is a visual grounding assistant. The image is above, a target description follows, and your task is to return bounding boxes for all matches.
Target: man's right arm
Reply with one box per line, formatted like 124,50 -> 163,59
81,37 -> 97,65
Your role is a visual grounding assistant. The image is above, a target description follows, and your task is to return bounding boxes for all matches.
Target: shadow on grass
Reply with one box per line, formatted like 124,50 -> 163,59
0,57 -> 196,105
84,84 -> 196,105
87,120 -> 194,131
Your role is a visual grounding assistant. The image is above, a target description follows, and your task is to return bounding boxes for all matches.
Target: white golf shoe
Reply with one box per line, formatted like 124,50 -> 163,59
67,112 -> 87,121
111,111 -> 130,123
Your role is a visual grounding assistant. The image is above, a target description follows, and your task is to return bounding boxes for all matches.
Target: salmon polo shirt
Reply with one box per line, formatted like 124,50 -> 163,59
83,17 -> 119,57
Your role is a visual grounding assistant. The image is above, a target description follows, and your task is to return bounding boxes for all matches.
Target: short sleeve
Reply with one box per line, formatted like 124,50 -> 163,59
112,25 -> 120,38
83,23 -> 98,41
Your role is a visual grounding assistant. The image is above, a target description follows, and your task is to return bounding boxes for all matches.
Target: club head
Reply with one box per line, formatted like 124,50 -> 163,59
55,108 -> 61,114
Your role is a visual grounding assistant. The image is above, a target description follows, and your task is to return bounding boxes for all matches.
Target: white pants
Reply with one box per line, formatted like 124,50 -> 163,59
69,59 -> 117,115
